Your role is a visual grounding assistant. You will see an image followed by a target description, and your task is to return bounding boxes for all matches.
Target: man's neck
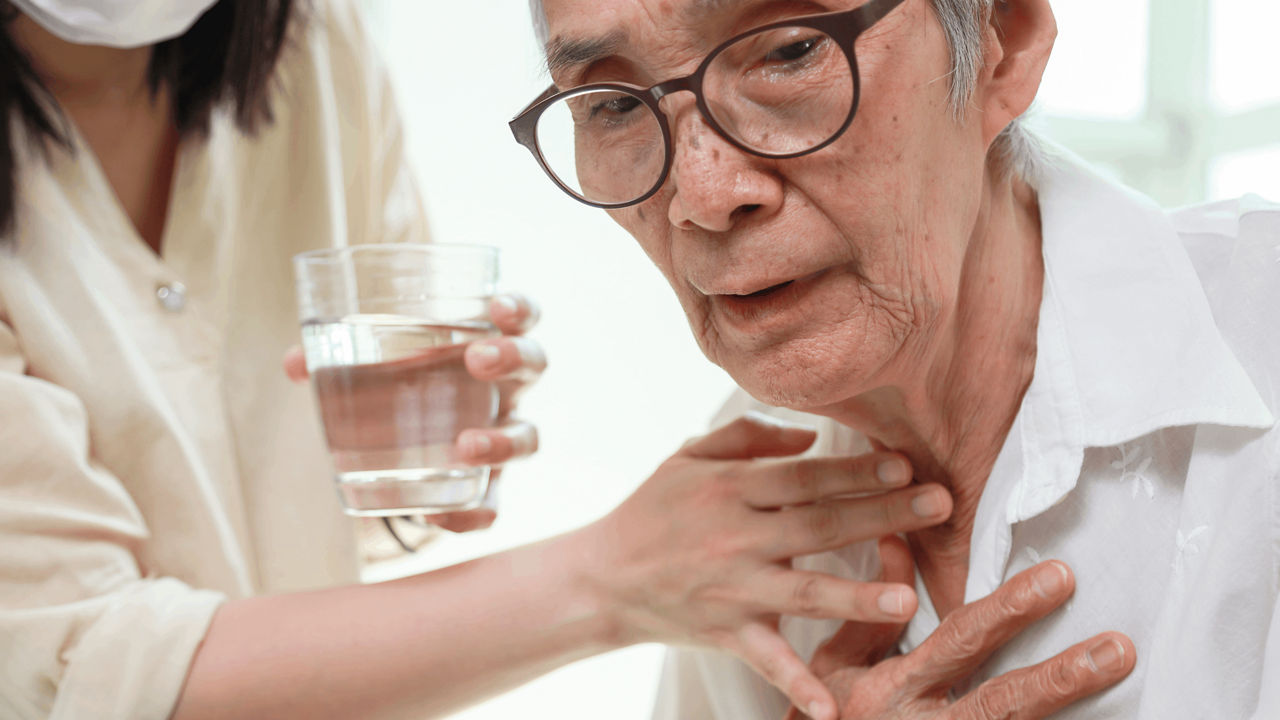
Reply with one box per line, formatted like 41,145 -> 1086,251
816,163 -> 1044,616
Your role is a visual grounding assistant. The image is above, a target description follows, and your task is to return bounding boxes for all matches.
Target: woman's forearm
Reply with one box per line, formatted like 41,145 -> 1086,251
168,415 -> 935,719
170,526 -> 621,720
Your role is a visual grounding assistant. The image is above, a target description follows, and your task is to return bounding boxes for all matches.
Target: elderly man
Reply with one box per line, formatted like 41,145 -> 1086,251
512,0 -> 1280,718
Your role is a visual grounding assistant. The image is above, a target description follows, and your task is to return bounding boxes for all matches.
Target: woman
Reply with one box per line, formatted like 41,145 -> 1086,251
0,2 -> 947,718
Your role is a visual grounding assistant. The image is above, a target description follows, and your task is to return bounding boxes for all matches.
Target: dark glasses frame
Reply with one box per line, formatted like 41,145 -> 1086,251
509,0 -> 907,209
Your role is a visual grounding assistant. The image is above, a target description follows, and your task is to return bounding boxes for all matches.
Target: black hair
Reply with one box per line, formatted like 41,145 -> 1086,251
0,0 -> 299,238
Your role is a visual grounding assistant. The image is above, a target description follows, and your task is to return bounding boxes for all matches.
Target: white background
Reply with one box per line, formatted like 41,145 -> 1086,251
360,1 -> 1280,718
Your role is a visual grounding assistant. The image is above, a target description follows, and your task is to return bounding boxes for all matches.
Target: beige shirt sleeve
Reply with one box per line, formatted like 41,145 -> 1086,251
0,0 -> 429,716
316,0 -> 429,249
0,318 -> 224,719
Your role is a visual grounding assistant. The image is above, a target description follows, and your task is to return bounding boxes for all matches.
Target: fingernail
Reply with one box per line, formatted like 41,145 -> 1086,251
512,336 -> 546,368
1031,561 -> 1069,599
461,433 -> 492,457
911,488 -> 946,518
877,458 -> 909,485
806,701 -> 830,720
1085,638 -> 1125,673
877,588 -> 907,616
471,343 -> 502,366
494,295 -> 519,315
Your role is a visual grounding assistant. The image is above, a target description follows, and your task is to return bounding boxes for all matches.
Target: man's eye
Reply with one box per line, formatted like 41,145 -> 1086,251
590,94 -> 642,120
764,36 -> 820,63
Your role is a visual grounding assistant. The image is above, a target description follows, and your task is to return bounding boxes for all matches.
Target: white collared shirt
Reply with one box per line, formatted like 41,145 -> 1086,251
651,148 -> 1280,719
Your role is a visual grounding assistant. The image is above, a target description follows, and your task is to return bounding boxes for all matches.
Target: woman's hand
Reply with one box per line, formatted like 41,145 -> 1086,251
786,553 -> 1137,720
576,412 -> 955,720
283,293 -> 545,532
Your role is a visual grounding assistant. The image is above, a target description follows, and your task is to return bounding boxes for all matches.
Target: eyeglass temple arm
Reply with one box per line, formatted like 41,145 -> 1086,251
509,84 -> 560,145
854,0 -> 908,29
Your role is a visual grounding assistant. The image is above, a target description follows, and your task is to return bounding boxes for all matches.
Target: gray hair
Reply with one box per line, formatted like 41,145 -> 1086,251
927,0 -> 1041,181
528,0 -> 1040,181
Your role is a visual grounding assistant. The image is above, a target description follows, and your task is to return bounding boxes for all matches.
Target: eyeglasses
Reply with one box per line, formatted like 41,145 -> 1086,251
509,0 -> 906,209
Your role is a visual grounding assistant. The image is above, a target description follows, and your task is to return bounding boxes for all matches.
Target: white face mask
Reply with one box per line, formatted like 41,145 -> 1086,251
11,0 -> 221,49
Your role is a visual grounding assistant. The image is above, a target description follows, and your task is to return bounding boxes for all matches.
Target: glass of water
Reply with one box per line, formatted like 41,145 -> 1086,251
293,243 -> 500,516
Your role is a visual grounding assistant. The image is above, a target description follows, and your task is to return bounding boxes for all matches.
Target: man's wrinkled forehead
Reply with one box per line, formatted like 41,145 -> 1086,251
542,0 -> 764,76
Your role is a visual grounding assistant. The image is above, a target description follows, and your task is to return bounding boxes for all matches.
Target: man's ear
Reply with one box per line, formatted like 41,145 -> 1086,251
976,0 -> 1057,146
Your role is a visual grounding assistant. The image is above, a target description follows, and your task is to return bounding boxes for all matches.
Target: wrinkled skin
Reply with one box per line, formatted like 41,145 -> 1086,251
783,540 -> 1136,720
541,0 -> 987,411
536,1 -> 1135,718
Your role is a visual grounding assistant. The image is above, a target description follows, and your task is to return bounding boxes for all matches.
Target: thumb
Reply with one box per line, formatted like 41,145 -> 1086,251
681,412 -> 817,460
877,534 -> 915,587
811,618 -> 906,679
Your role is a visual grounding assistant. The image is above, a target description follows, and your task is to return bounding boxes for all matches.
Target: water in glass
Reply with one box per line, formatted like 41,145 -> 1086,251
302,314 -> 498,515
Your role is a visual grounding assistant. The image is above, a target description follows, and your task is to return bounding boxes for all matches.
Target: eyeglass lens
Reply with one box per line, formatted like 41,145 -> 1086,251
533,25 -> 855,206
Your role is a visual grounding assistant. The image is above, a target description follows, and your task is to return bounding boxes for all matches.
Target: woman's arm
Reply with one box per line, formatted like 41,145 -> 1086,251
172,528 -> 616,720
172,414 -> 953,720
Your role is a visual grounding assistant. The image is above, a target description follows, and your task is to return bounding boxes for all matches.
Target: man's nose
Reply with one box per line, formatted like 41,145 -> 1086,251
662,97 -> 784,233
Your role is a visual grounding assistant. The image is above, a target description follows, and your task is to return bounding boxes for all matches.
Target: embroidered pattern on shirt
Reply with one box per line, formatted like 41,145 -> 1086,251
1112,444 -> 1155,500
1172,525 -> 1210,577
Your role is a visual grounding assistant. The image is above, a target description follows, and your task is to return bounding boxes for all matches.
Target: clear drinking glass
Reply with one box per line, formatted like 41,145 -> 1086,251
293,243 -> 500,516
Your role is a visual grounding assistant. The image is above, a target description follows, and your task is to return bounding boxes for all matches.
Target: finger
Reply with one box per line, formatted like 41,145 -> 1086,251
745,569 -> 916,624
426,508 -> 497,533
283,345 -> 309,383
809,535 -> 916,676
735,623 -> 839,720
907,560 -> 1075,690
426,475 -> 502,533
456,421 -> 539,464
490,293 -> 540,335
764,485 -> 953,557
812,618 -> 908,680
877,534 -> 915,586
682,412 -> 818,461
740,453 -> 912,508
495,378 -> 527,420
465,336 -> 546,383
954,632 -> 1136,720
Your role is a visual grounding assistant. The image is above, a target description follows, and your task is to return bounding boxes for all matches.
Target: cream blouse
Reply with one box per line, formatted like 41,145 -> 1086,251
0,2 -> 428,717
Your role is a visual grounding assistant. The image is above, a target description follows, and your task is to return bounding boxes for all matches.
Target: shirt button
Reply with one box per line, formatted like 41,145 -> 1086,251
155,281 -> 187,312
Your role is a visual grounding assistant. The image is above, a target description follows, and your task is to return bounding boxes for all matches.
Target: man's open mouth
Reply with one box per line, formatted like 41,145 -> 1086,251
738,280 -> 794,299
709,270 -> 833,330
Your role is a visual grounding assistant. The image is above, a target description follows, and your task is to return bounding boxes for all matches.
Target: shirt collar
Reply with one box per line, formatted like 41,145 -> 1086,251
1002,144 -> 1275,523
